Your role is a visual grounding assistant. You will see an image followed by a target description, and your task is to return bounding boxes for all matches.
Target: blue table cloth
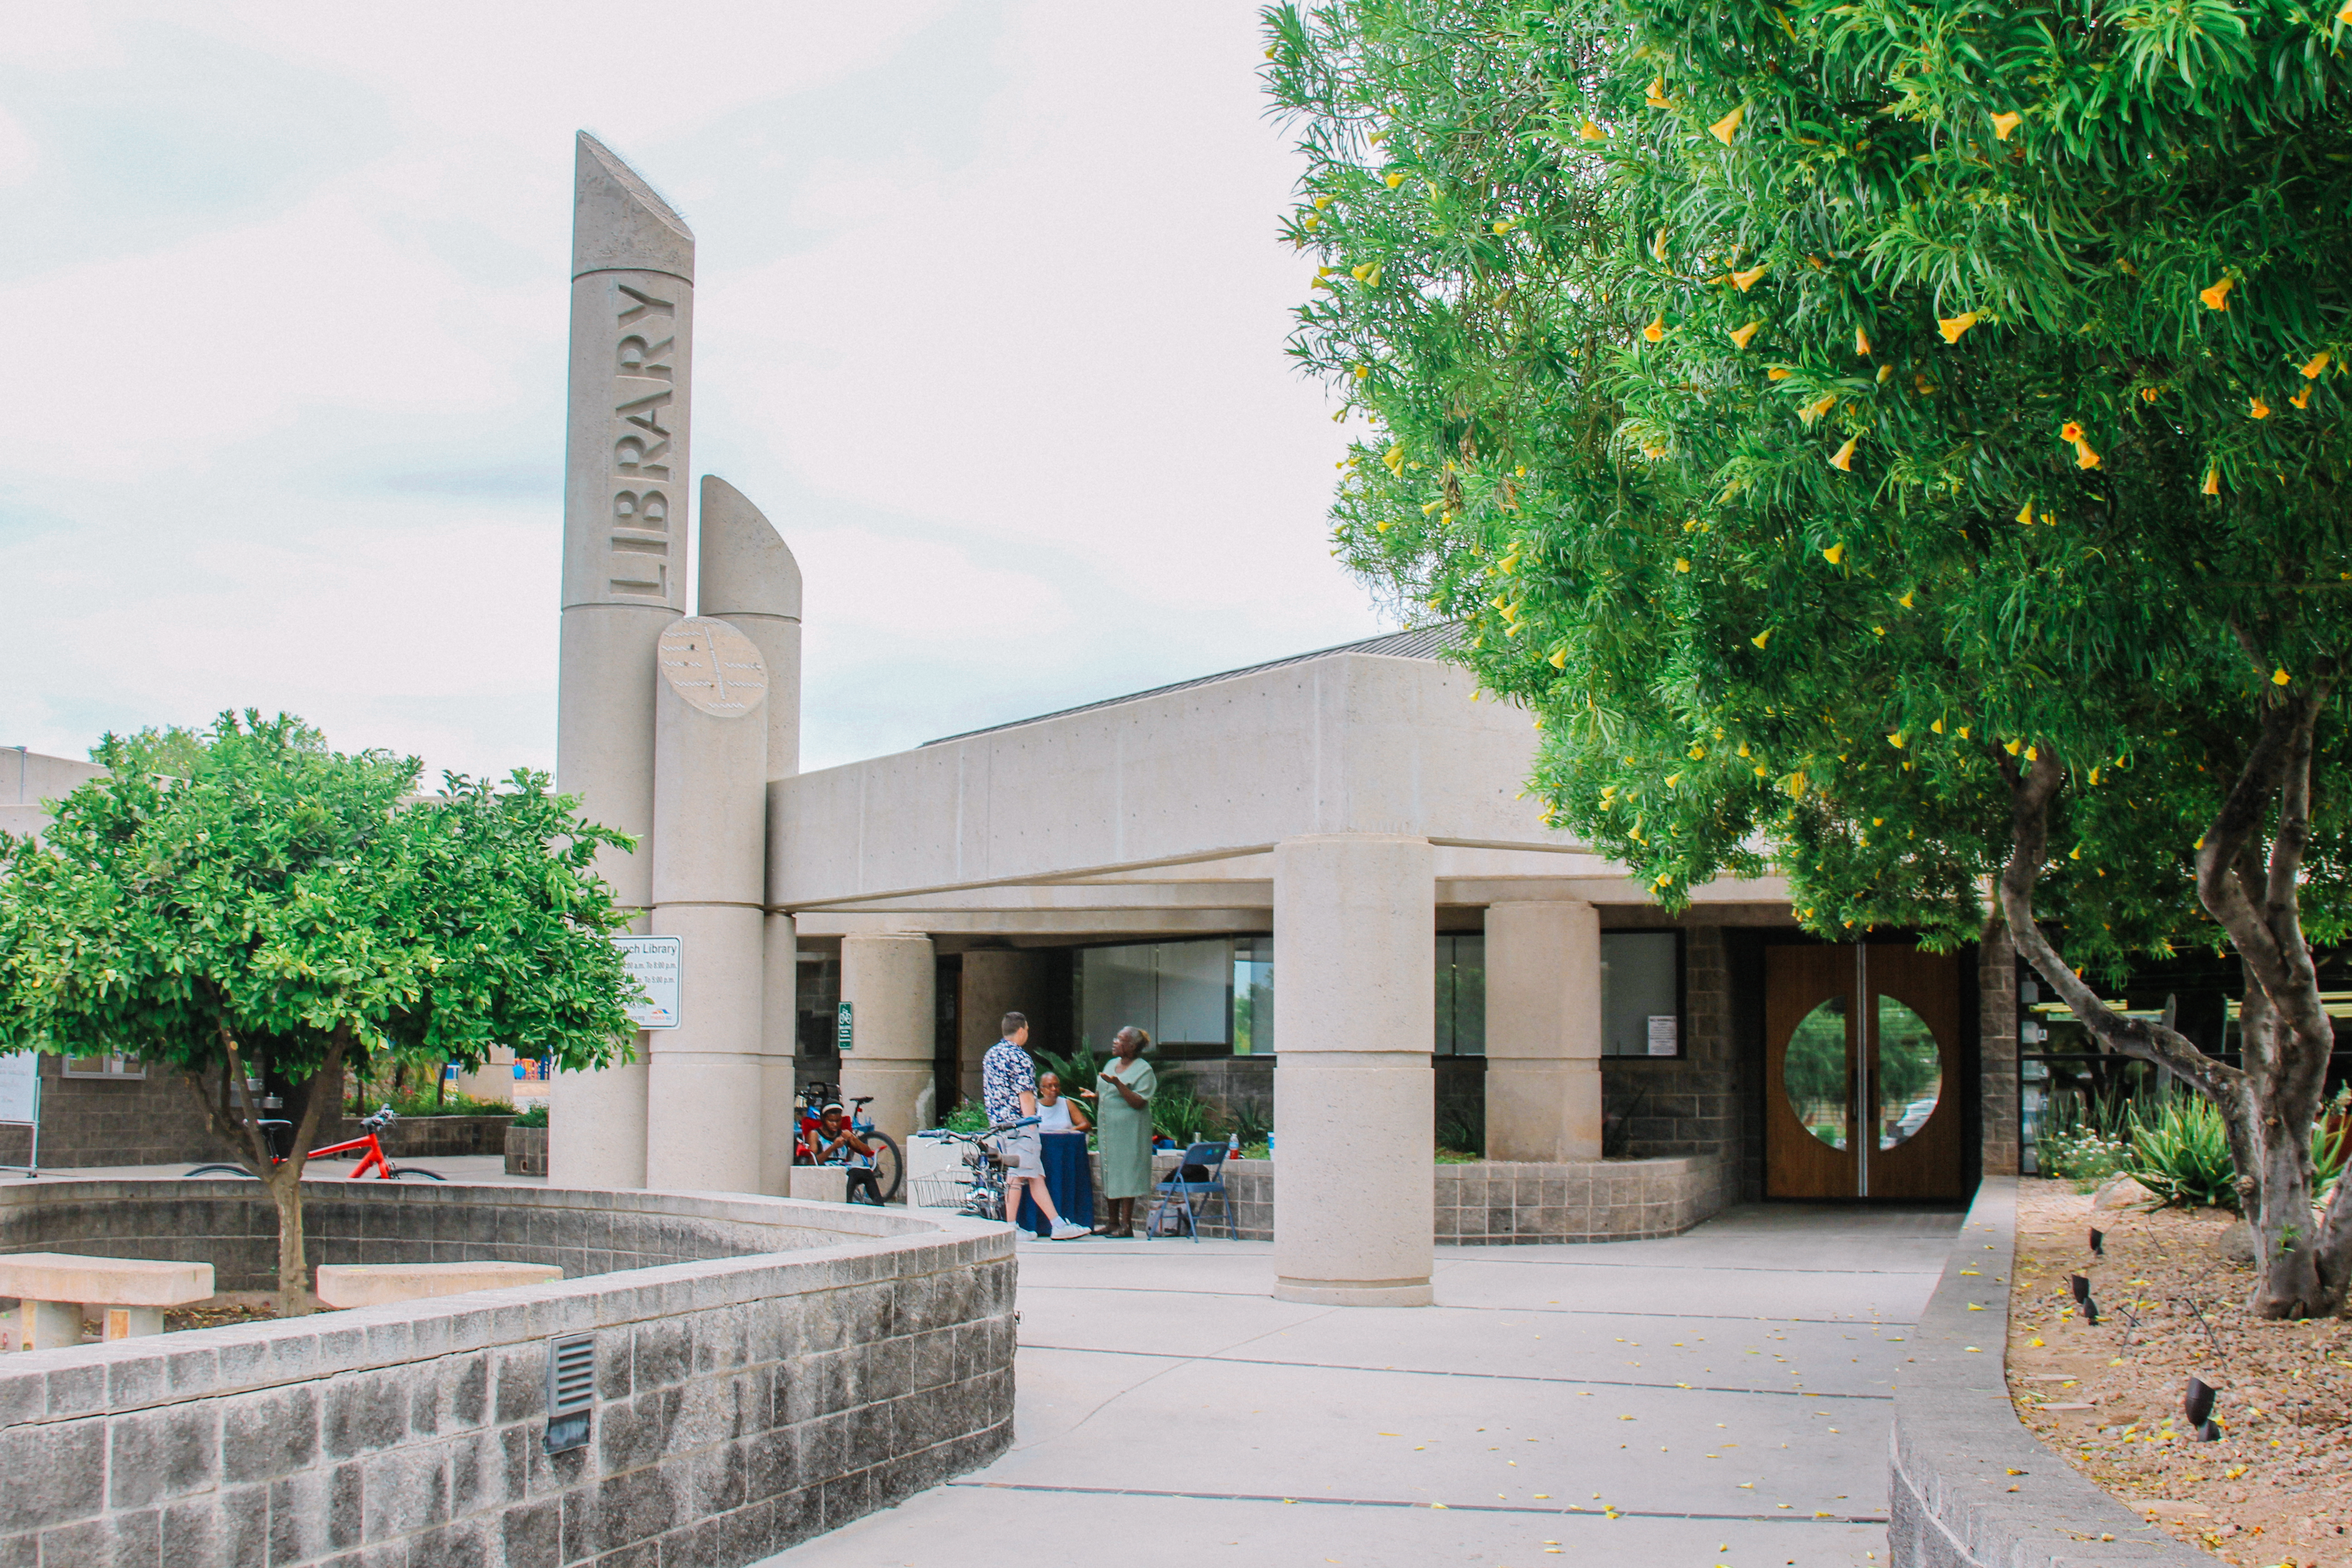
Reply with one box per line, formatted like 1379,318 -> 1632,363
1014,1130 -> 1095,1235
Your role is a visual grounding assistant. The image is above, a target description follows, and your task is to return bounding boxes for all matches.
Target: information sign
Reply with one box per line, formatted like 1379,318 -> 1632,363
612,936 -> 682,1030
1645,1015 -> 1680,1057
836,1001 -> 853,1053
0,1051 -> 40,1174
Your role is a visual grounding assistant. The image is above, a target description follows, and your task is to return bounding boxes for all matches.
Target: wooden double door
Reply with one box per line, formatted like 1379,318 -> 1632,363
1764,943 -> 1969,1200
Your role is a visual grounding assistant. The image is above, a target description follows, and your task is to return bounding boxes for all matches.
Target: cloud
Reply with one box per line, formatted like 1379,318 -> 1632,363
0,0 -> 1391,783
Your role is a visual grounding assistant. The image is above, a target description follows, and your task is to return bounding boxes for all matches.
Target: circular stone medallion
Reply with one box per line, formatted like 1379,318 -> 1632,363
657,617 -> 768,718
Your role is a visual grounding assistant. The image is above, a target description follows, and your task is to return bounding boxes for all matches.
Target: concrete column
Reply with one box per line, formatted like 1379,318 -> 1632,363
839,932 -> 936,1148
550,132 -> 696,1190
957,949 -> 1050,1108
1272,833 -> 1435,1308
646,617 -> 769,1194
759,911 -> 799,1197
1483,900 -> 1603,1162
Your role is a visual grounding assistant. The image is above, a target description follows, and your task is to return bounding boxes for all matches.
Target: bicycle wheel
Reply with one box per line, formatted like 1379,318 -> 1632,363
866,1133 -> 904,1202
387,1166 -> 449,1181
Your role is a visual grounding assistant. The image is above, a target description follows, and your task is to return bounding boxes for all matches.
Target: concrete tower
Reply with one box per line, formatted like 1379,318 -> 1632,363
698,477 -> 804,1195
646,617 -> 769,1193
550,132 -> 696,1190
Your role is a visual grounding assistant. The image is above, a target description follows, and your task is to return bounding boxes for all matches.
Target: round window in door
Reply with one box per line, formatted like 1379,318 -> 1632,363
1782,997 -> 1850,1151
1876,997 -> 1943,1149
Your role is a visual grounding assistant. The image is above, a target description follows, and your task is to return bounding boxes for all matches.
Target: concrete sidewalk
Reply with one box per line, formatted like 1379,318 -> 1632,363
761,1205 -> 1962,1568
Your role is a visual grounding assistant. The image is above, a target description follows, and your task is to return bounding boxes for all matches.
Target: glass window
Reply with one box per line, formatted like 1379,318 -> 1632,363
1601,931 -> 1681,1057
60,1053 -> 145,1079
1078,939 -> 1236,1050
1435,934 -> 1486,1055
1232,938 -> 1274,1056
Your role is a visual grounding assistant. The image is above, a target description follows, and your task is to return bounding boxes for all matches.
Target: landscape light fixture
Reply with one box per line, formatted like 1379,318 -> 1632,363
2088,1227 -> 2104,1255
2184,1377 -> 2220,1440
2069,1273 -> 2100,1326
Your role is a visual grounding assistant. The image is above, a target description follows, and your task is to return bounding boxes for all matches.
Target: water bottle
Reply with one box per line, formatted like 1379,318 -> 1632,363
1265,1132 -> 1275,1160
1228,1132 -> 1241,1161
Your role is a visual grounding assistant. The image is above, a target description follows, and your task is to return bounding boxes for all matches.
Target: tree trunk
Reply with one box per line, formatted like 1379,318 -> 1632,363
182,1025 -> 348,1318
267,1162 -> 310,1318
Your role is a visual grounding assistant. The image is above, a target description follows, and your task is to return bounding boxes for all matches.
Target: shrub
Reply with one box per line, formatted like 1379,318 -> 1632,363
941,1099 -> 990,1134
2034,1088 -> 2144,1186
510,1103 -> 548,1129
350,1087 -> 516,1119
2128,1097 -> 2241,1212
1150,1074 -> 1210,1146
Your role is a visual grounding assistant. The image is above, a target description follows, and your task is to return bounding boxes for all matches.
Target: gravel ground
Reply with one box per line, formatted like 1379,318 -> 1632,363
2007,1178 -> 2352,1568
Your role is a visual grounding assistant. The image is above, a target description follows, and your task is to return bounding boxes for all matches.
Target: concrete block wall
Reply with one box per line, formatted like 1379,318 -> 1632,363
0,1057 -> 219,1170
0,1184 -> 1015,1567
1075,1153 -> 1727,1245
1978,921 -> 2020,1176
0,1181 -> 882,1294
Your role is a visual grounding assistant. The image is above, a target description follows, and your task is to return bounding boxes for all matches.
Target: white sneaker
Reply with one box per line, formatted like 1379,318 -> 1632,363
1049,1221 -> 1090,1240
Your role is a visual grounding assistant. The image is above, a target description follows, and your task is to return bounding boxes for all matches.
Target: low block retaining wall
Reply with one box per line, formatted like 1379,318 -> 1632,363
0,1181 -> 1016,1566
1074,1154 -> 1732,1243
1888,1176 -> 2207,1568
505,1125 -> 548,1177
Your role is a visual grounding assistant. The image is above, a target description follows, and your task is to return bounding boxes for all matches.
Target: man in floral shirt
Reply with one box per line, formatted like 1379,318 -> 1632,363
981,1013 -> 1088,1240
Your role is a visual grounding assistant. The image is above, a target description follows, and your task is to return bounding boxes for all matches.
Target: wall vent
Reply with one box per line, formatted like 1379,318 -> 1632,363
545,1333 -> 595,1454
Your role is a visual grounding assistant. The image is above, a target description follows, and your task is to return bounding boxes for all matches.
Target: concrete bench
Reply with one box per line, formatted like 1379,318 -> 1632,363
314,1261 -> 563,1309
0,1252 -> 215,1350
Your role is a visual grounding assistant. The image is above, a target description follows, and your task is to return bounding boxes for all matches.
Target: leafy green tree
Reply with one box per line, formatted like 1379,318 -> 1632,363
1267,0 -> 2352,1314
0,713 -> 639,1315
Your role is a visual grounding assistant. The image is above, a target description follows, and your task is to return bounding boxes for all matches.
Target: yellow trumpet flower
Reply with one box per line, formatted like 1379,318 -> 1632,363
2074,439 -> 2101,470
1644,314 -> 1666,343
1855,326 -> 1872,356
1876,363 -> 1894,383
1498,552 -> 1521,574
1688,743 -> 1706,760
1830,436 -> 1858,471
2302,351 -> 2332,379
1302,214 -> 1320,230
2087,767 -> 2101,785
1492,217 -> 1516,234
1383,444 -> 1406,475
1754,764 -> 1770,777
2274,668 -> 2292,686
1736,741 -> 1750,757
1351,262 -> 1374,280
1887,733 -> 1907,750
1767,366 -> 1792,381
2292,385 -> 2312,410
1931,717 -> 1945,735
1675,557 -> 1691,572
2025,745 -> 2038,761
2200,276 -> 2234,311
2060,422 -> 2084,442
1899,590 -> 1915,608
1823,543 -> 1846,565
1651,227 -> 1670,263
1548,647 -> 1569,669
2004,739 -> 2023,756
1938,311 -> 1981,343
2250,397 -> 2270,419
1710,104 -> 1747,144
2203,468 -> 2220,495
1353,363 -> 1370,379
1730,320 -> 1762,349
1732,264 -> 1769,291
1957,726 -> 1970,739
1801,394 -> 1837,423
2141,386 -> 2161,402
1579,120 -> 1608,141
1751,629 -> 1772,649
1313,195 -> 1334,211
1646,76 -> 1672,108
1990,111 -> 2023,141
1385,171 -> 1406,189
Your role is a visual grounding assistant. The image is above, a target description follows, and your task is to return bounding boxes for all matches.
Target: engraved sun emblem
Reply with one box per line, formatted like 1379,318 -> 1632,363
657,618 -> 768,717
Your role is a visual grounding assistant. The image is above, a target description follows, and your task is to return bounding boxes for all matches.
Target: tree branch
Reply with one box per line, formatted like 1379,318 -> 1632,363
218,1025 -> 279,1174
1996,740 -> 2242,1102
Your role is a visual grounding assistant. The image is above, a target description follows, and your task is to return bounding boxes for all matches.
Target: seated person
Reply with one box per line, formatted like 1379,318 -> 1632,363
1035,1073 -> 1092,1132
810,1102 -> 882,1203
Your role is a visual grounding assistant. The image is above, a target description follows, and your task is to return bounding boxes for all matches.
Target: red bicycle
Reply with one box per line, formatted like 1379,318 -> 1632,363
187,1106 -> 446,1181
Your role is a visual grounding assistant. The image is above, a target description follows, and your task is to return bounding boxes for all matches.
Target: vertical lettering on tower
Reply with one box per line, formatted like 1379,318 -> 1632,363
608,282 -> 677,599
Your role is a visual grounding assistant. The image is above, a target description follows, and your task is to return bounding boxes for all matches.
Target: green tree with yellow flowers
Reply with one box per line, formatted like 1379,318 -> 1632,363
1266,0 -> 2352,1315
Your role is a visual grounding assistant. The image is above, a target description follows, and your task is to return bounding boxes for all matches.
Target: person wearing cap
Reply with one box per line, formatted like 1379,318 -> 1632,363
811,1102 -> 882,1204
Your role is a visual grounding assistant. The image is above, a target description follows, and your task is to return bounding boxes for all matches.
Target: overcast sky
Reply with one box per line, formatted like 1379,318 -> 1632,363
0,2 -> 1390,783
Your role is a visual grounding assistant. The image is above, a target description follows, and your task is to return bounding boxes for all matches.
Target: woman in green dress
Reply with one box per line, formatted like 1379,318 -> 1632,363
1090,1026 -> 1156,1237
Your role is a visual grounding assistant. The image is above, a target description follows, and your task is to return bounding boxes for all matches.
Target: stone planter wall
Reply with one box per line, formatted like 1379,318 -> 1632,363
504,1124 -> 547,1177
0,1181 -> 1015,1567
1077,1152 -> 1732,1243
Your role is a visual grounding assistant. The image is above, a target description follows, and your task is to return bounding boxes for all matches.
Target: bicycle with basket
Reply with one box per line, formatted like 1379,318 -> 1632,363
907,1116 -> 1038,1221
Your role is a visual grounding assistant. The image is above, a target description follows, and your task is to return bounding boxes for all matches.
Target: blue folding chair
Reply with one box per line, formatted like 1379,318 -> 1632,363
1147,1142 -> 1230,1240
